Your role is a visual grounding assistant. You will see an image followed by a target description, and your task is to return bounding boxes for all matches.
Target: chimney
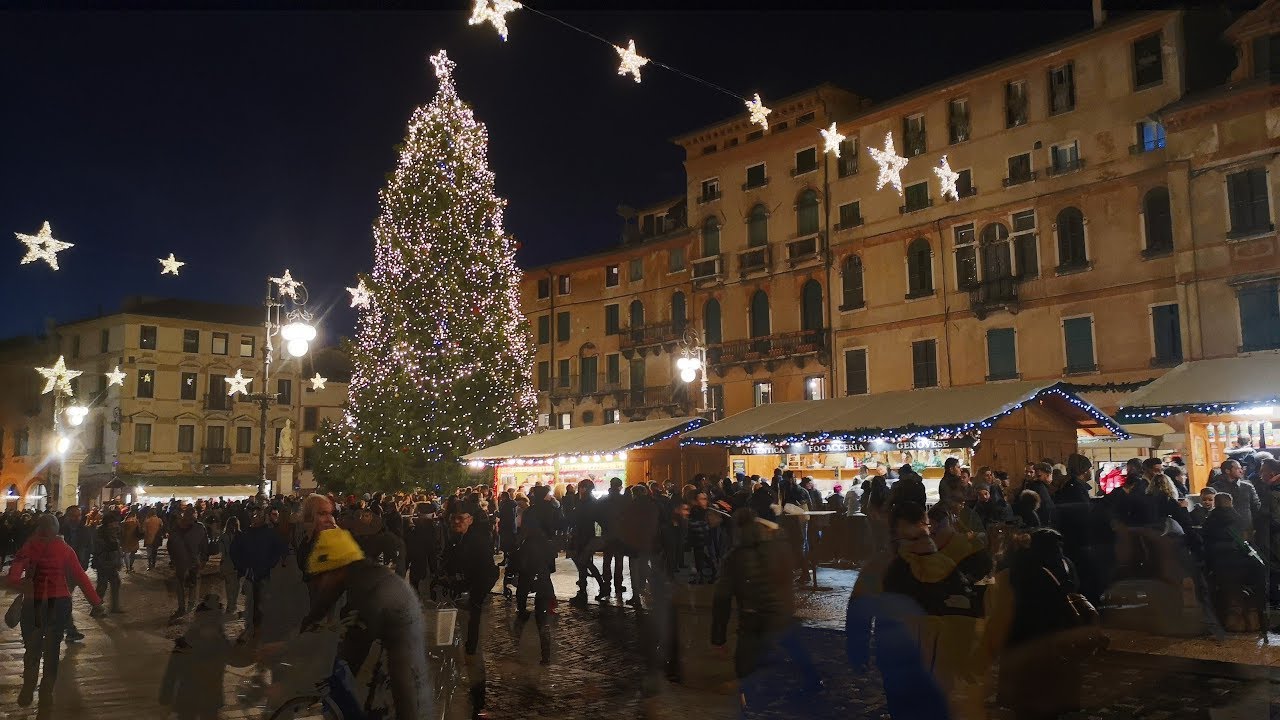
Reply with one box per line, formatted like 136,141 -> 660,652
1092,0 -> 1106,28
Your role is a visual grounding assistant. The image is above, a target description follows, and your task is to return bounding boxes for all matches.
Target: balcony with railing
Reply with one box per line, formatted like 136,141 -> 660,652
621,386 -> 679,419
738,245 -> 771,277
691,254 -> 724,284
786,233 -> 822,266
1045,158 -> 1086,177
549,373 -> 625,401
697,190 -> 722,205
201,447 -> 231,465
619,321 -> 681,357
708,328 -> 827,375
967,275 -> 1021,319
1002,170 -> 1037,187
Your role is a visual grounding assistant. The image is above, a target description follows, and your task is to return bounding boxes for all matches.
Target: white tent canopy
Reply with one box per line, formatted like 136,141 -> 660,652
682,381 -> 1123,445
1117,354 -> 1280,419
463,416 -> 707,462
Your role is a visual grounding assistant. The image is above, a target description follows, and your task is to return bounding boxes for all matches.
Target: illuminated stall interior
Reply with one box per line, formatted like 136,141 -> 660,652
682,381 -> 1126,497
463,416 -> 728,492
1118,355 -> 1280,492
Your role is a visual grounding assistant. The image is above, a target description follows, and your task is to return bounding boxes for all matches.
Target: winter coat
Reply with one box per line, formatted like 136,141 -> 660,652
1211,477 -> 1261,526
167,522 -> 209,572
444,526 -> 499,597
60,519 -> 93,569
93,524 -> 123,571
711,518 -> 795,646
120,518 -> 142,554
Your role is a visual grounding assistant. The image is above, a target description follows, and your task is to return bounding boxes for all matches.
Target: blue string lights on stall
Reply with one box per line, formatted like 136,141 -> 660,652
678,385 -> 1130,449
1117,399 -> 1280,421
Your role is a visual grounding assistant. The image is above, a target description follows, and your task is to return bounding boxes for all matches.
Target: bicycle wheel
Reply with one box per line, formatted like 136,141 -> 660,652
269,694 -> 344,720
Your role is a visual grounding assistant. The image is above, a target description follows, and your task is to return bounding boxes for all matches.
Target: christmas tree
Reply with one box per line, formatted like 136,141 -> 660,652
316,50 -> 536,492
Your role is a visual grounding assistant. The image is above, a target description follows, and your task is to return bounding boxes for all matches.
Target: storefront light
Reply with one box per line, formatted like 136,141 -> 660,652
617,451 -> 627,461
591,454 -> 601,463
604,453 -> 614,462
468,460 -> 486,469
1238,405 -> 1277,417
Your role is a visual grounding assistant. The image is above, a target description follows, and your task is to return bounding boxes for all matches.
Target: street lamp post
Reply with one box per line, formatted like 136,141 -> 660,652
243,276 -> 315,498
676,328 -> 714,420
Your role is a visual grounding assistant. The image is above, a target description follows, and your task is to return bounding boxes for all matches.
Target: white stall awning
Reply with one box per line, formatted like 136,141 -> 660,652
1117,354 -> 1280,419
463,416 -> 707,462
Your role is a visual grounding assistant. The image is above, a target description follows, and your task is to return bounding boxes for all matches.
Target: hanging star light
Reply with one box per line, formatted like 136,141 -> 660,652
104,366 -> 127,387
347,278 -> 371,309
468,0 -> 521,41
310,373 -> 328,391
225,369 -> 252,397
867,132 -> 910,196
16,222 -> 74,271
819,122 -> 846,157
35,356 -> 82,396
745,93 -> 771,131
270,269 -> 301,299
934,155 -> 961,202
158,253 -> 185,276
614,39 -> 649,83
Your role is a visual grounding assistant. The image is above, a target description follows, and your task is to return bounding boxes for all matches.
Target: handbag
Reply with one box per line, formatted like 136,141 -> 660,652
1042,566 -> 1106,658
4,594 -> 23,629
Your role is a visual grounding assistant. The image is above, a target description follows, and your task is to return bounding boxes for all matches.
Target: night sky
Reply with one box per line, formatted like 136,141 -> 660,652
1,0 -> 1178,344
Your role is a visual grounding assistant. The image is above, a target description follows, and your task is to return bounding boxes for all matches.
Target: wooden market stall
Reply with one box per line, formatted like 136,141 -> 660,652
1117,354 -> 1280,491
463,416 -> 728,490
681,381 -> 1126,496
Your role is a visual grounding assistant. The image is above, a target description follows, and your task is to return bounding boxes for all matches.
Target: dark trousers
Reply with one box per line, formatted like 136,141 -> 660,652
147,543 -> 160,570
601,542 -> 626,594
629,552 -> 651,599
515,573 -> 553,660
21,597 -> 71,695
95,567 -> 121,610
175,567 -> 200,613
245,577 -> 268,635
572,544 -> 603,594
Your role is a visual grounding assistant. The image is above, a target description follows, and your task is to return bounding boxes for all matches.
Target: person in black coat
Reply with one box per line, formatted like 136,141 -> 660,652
403,504 -> 440,596
443,508 -> 500,717
887,466 -> 926,515
1025,462 -> 1057,527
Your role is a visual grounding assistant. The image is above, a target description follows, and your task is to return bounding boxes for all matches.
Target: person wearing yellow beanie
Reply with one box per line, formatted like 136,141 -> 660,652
301,528 -> 431,719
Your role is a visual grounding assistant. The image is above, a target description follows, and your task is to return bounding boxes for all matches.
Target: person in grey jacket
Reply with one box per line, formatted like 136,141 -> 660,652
167,508 -> 209,620
1212,459 -> 1261,533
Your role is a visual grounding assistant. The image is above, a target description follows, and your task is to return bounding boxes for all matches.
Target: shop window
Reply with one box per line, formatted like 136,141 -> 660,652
844,348 -> 868,395
1238,282 -> 1280,352
1063,316 -> 1096,373
1151,303 -> 1183,364
911,340 -> 938,389
986,328 -> 1018,380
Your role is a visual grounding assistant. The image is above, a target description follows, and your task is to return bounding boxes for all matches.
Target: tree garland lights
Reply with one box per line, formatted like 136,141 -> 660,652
680,386 -> 1128,449
315,49 -> 536,491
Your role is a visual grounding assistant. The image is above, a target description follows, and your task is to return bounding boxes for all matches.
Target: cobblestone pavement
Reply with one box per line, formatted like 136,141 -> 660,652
0,553 -> 1276,719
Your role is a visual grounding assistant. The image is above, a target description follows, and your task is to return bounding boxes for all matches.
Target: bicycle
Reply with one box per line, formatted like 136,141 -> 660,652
424,578 -> 467,720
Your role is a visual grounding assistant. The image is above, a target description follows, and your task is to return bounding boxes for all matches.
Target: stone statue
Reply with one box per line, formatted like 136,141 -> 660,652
278,419 -> 295,458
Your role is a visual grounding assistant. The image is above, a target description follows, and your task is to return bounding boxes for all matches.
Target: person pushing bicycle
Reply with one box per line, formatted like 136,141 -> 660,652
301,527 -> 432,719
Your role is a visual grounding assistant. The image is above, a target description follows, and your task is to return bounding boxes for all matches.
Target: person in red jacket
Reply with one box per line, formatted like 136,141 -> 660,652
7,513 -> 105,709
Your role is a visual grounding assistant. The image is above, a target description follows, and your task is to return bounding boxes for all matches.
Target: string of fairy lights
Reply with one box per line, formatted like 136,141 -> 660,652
464,0 -> 963,202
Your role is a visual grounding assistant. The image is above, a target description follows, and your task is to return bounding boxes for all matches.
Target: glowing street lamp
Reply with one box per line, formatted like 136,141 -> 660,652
64,404 -> 89,427
282,320 -> 317,358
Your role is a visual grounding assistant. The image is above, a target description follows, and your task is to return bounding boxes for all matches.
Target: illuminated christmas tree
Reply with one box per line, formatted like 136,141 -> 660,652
316,50 -> 536,492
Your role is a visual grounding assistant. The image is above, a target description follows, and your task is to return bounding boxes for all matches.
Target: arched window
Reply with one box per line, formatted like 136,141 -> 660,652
1056,207 -> 1087,268
979,222 -> 1012,280
841,255 -> 865,309
749,290 -> 771,338
747,204 -> 769,247
629,299 -> 645,329
701,217 -> 721,257
703,298 -> 722,345
801,280 -> 824,332
1143,187 -> 1173,253
906,238 -> 934,297
796,189 -> 820,236
671,291 -> 686,333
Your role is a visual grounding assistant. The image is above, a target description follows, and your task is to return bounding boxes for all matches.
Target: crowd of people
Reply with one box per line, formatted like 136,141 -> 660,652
1,434 -> 1276,719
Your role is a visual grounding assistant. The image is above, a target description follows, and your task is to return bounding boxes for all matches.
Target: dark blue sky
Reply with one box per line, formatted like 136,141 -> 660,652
2,1 -> 1171,343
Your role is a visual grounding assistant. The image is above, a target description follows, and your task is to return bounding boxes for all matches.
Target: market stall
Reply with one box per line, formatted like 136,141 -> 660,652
463,416 -> 728,491
681,381 -> 1126,497
1117,354 -> 1280,491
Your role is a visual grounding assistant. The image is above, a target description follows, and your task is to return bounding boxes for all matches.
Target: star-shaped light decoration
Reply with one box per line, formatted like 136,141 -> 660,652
35,356 -> 82,396
270,269 -> 301,299
867,132 -> 910,196
347,278 -> 371,309
225,369 -> 252,397
744,93 -> 771,131
159,253 -> 185,276
820,122 -> 847,157
310,373 -> 328,391
16,222 -> 74,271
104,366 -> 127,387
468,0 -> 521,41
614,39 -> 649,83
934,155 -> 961,202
